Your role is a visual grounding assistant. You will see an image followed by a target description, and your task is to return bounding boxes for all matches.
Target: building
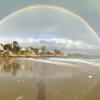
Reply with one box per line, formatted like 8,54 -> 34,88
0,44 -> 4,52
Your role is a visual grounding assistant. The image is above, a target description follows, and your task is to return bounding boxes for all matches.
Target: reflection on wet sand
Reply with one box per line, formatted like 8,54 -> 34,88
0,58 -> 21,76
37,81 -> 46,100
0,58 -> 99,100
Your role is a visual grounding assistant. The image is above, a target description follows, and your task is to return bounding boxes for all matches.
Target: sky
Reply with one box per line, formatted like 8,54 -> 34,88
0,0 -> 100,33
0,0 -> 100,52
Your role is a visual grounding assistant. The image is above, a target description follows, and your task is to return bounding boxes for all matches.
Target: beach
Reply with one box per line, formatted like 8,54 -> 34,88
0,57 -> 100,100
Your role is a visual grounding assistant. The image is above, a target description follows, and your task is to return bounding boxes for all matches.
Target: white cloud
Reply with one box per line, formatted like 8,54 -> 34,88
23,38 -> 93,49
15,37 -> 23,44
0,36 -> 94,50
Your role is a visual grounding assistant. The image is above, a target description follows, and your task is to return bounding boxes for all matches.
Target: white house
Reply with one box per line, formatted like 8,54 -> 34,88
0,44 -> 4,52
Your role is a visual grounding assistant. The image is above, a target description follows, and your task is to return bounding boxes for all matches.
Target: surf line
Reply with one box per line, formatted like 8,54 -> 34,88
49,58 -> 100,67
27,58 -> 78,67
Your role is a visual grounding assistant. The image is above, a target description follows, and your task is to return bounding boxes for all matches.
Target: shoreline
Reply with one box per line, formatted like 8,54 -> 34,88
0,55 -> 69,58
0,54 -> 99,59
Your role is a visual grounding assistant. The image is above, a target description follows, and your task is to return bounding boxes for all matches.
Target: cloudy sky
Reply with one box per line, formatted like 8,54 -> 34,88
0,0 -> 100,52
0,0 -> 100,33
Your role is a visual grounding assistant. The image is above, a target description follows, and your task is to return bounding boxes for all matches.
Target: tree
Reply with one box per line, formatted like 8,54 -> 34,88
32,48 -> 39,55
54,50 -> 62,55
13,41 -> 19,47
4,44 -> 12,51
13,46 -> 21,54
41,46 -> 47,55
12,41 -> 21,53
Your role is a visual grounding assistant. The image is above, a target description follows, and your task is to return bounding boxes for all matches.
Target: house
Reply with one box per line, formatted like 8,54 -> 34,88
0,44 -> 4,52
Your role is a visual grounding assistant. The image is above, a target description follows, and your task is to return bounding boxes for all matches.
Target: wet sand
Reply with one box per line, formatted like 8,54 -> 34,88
0,58 -> 100,100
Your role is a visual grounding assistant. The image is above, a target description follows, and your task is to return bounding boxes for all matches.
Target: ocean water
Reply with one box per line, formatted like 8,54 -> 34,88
33,56 -> 100,67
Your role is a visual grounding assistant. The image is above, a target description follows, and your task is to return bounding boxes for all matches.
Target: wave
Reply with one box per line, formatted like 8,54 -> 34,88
25,58 -> 78,67
49,58 -> 100,67
18,57 -> 100,67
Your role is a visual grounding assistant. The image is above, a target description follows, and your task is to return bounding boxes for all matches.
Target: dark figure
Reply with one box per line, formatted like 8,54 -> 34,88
37,81 -> 46,100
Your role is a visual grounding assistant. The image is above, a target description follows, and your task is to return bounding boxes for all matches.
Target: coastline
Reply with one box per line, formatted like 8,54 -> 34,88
0,55 -> 69,58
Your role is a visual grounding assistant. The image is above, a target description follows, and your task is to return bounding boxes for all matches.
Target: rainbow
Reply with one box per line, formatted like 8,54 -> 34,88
0,5 -> 100,42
